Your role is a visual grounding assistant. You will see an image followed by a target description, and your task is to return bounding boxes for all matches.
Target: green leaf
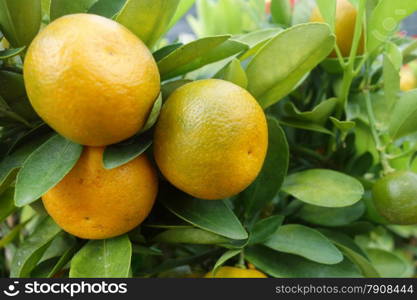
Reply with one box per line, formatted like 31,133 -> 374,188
248,215 -> 284,245
330,117 -> 355,132
366,248 -> 408,278
388,90 -> 417,139
0,0 -> 41,47
297,201 -> 365,227
10,216 -> 62,278
240,117 -> 289,218
279,119 -> 334,135
367,0 -> 417,54
50,0 -> 97,21
160,187 -> 248,240
0,136 -> 49,195
0,220 -> 29,249
153,228 -> 230,245
283,98 -> 338,124
153,43 -> 183,62
70,235 -> 132,278
157,36 -> 248,80
383,42 -> 401,108
264,224 -> 343,264
87,0 -> 125,18
15,134 -> 83,207
236,28 -> 282,61
282,169 -> 364,207
215,58 -> 247,88
167,0 -> 195,31
271,0 -> 292,26
315,0 -> 336,31
246,245 -> 361,278
247,23 -> 335,108
115,0 -> 180,48
0,46 -> 25,60
103,134 -> 151,169
211,249 -> 241,275
161,79 -> 192,101
140,93 -> 162,133
319,229 -> 380,277
0,188 -> 16,223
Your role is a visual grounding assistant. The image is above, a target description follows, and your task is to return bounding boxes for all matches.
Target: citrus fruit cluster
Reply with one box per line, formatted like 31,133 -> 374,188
23,14 -> 268,241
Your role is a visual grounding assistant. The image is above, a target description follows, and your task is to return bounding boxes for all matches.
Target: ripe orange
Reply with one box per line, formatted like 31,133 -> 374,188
310,0 -> 364,57
24,13 -> 160,146
153,79 -> 268,200
204,266 -> 267,278
42,147 -> 158,239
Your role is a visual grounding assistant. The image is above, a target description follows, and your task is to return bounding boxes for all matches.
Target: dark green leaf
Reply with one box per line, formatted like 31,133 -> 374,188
87,0 -> 126,18
50,0 -> 97,20
263,224 -> 343,264
15,134 -> 83,207
160,187 -> 248,240
0,188 -> 16,223
0,46 -> 25,59
248,215 -> 284,245
10,216 -> 62,278
246,245 -> 361,278
103,134 -> 151,169
153,43 -> 183,62
211,249 -> 241,275
0,0 -> 41,47
297,201 -> 365,227
140,93 -> 162,133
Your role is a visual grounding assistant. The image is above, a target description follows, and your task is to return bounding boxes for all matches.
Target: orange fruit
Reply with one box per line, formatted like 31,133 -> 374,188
153,79 -> 268,200
310,0 -> 364,57
400,65 -> 417,91
24,14 -> 160,146
204,266 -> 267,278
42,147 -> 158,239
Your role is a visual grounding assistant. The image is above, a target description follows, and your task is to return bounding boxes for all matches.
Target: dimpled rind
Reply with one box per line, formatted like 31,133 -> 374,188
24,14 -> 160,146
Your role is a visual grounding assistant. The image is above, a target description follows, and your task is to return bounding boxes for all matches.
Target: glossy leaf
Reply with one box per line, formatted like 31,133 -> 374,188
216,58 -> 248,88
247,23 -> 335,108
10,217 -> 62,277
87,0 -> 125,18
315,0 -> 336,31
50,0 -> 97,21
140,93 -> 162,133
157,36 -> 248,80
248,215 -> 284,245
160,187 -> 248,240
103,134 -> 151,169
388,90 -> 417,139
279,119 -> 334,135
236,28 -> 282,61
246,245 -> 361,278
383,42 -> 401,108
167,0 -> 195,31
367,0 -> 417,54
241,117 -> 289,218
367,249 -> 408,278
319,229 -> 380,277
0,46 -> 25,60
115,0 -> 180,48
211,249 -> 241,276
0,0 -> 41,47
282,169 -> 364,207
15,134 -> 83,207
264,224 -> 343,264
330,117 -> 355,132
153,228 -> 230,245
297,201 -> 365,227
0,137 -> 49,195
283,98 -> 337,124
0,188 -> 16,223
161,79 -> 192,101
153,43 -> 183,62
70,235 -> 132,278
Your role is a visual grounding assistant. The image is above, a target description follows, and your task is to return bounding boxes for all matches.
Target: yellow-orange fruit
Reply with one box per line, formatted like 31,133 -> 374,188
310,0 -> 364,57
204,266 -> 267,278
400,66 -> 417,91
42,147 -> 158,239
153,79 -> 268,200
24,14 -> 160,146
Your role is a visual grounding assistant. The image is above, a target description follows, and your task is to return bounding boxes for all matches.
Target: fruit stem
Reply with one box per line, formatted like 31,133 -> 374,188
236,250 -> 246,269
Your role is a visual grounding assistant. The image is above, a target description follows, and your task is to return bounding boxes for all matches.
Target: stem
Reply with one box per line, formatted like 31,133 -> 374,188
363,62 -> 394,175
237,250 -> 246,269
